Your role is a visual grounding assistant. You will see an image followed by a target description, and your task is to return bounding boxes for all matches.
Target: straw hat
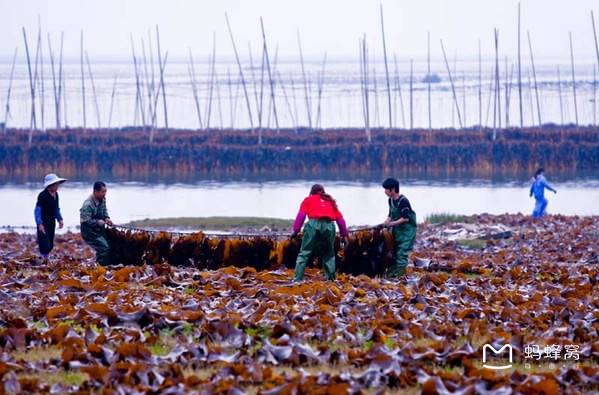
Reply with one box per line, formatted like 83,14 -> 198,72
43,173 -> 68,189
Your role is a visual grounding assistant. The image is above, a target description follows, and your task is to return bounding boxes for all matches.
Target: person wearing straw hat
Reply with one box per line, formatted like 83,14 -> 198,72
292,184 -> 348,281
34,173 -> 67,263
80,181 -> 113,266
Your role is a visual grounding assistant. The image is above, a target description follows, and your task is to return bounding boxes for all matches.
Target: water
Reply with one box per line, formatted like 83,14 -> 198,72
2,177 -> 598,233
0,58 -> 597,130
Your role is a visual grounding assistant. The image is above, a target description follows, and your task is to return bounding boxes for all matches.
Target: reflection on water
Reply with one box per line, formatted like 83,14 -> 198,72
1,178 -> 598,231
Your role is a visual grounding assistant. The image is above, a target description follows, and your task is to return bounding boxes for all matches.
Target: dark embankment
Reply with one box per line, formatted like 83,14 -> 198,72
1,125 -> 597,178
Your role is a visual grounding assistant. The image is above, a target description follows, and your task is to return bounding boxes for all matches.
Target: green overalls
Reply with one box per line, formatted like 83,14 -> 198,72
388,196 -> 417,277
294,219 -> 337,281
80,196 -> 111,266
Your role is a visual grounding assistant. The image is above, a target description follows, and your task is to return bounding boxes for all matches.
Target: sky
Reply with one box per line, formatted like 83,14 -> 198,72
1,0 -> 598,63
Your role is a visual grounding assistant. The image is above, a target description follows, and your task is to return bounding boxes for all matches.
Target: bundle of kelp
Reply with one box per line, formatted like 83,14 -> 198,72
105,227 -> 395,277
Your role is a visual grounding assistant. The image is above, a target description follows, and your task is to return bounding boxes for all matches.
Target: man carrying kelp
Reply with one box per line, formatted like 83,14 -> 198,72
80,181 -> 113,265
381,178 -> 417,278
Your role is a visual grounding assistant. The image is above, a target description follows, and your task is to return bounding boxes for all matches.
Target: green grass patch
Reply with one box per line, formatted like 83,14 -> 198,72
18,370 -> 89,387
12,346 -> 62,362
425,213 -> 473,224
125,216 -> 293,231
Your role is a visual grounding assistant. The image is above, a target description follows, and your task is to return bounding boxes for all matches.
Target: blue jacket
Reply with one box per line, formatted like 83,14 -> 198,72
529,175 -> 556,200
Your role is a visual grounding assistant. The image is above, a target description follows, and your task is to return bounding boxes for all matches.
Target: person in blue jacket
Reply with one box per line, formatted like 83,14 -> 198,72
529,167 -> 557,218
34,173 -> 67,263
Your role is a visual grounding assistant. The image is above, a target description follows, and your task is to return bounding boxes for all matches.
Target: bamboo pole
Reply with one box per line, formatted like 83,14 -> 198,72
393,54 -> 406,128
57,32 -> 64,130
22,27 -> 37,144
247,42 -> 260,130
266,45 -> 279,130
80,30 -> 87,132
257,37 -> 266,136
2,48 -> 18,134
227,68 -> 234,129
440,39 -> 463,128
130,36 -> 145,128
62,66 -> 68,128
260,17 -> 279,134
427,32 -> 432,133
569,32 -> 578,125
297,30 -> 313,129
315,52 -> 327,129
557,67 -> 564,125
462,72 -> 466,127
527,31 -> 542,126
140,38 -> 152,130
225,13 -> 254,131
47,33 -> 60,130
289,73 -> 300,131
504,58 -> 512,127
85,52 -> 101,128
478,40 -> 482,129
373,61 -> 380,128
409,59 -> 414,130
380,3 -> 392,130
215,70 -> 224,129
517,2 -> 523,127
592,11 -> 599,73
527,72 -> 534,126
277,70 -> 297,128
150,52 -> 168,142
362,36 -> 371,142
593,64 -> 597,126
38,22 -> 45,132
188,49 -> 203,129
155,25 -> 169,131
147,30 -> 156,128
206,34 -> 217,130
493,28 -> 501,139
485,65 -> 495,126
107,72 -> 119,128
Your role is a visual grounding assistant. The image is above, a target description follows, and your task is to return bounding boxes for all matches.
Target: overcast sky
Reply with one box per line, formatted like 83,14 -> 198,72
1,0 -> 598,63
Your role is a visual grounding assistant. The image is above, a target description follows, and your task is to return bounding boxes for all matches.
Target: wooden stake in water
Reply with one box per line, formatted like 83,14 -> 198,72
85,52 -> 101,128
206,33 -> 217,130
315,52 -> 327,129
361,36 -> 371,142
260,17 -> 279,134
297,30 -> 313,129
593,65 -> 597,126
107,72 -> 119,129
38,20 -> 45,133
440,39 -> 463,129
225,13 -> 254,130
47,33 -> 60,130
517,2 -> 524,127
493,28 -> 501,139
569,32 -> 578,125
409,59 -> 414,130
22,27 -> 37,144
188,49 -> 203,129
57,32 -> 64,130
80,30 -> 87,132
2,48 -> 18,134
478,40 -> 482,129
380,3 -> 392,130
592,11 -> 599,74
557,67 -> 564,125
156,25 -> 169,132
393,54 -> 406,129
150,52 -> 168,142
527,31 -> 542,127
427,32 -> 432,133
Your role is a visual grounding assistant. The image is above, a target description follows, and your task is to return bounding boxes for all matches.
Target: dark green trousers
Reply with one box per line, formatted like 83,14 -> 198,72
388,223 -> 416,277
294,219 -> 336,281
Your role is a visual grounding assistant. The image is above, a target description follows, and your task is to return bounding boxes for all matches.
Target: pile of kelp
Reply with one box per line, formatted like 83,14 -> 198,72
105,227 -> 395,277
0,214 -> 597,393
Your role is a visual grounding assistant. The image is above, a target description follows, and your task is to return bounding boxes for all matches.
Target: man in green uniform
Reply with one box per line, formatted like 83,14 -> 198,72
381,178 -> 417,278
80,181 -> 113,265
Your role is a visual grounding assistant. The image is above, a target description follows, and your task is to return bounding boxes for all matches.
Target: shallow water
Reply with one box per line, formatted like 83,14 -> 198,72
2,177 -> 598,233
